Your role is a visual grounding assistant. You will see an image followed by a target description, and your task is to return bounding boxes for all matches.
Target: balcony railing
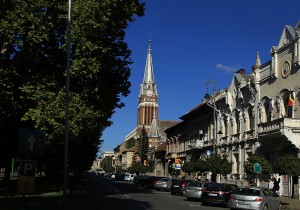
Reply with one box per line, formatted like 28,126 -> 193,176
259,118 -> 300,135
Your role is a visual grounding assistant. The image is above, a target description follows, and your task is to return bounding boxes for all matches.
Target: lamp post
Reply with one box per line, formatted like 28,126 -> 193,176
204,80 -> 217,156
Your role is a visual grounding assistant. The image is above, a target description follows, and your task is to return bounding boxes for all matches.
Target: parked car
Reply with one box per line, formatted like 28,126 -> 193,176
201,183 -> 237,206
115,173 -> 126,181
143,176 -> 166,188
110,173 -> 116,179
124,174 -> 135,181
133,175 -> 151,186
153,178 -> 177,191
183,181 -> 211,200
170,179 -> 193,195
228,186 -> 282,210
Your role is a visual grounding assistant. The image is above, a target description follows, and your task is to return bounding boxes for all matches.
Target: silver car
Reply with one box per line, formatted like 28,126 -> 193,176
183,181 -> 211,201
153,178 -> 176,191
228,186 -> 282,210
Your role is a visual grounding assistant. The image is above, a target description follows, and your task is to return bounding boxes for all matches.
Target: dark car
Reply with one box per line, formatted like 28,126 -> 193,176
143,176 -> 166,188
201,183 -> 237,207
133,175 -> 149,186
170,179 -> 193,195
115,173 -> 126,181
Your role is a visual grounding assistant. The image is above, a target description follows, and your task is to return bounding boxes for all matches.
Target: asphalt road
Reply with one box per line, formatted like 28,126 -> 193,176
90,176 -> 228,210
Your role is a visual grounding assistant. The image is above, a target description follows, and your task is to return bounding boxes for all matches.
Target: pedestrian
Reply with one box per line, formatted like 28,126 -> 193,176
268,178 -> 274,190
249,179 -> 256,186
273,178 -> 279,193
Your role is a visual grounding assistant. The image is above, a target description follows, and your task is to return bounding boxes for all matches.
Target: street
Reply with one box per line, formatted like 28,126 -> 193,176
90,175 -> 227,210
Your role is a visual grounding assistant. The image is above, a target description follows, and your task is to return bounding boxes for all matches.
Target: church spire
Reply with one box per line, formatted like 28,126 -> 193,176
143,40 -> 155,84
252,52 -> 261,71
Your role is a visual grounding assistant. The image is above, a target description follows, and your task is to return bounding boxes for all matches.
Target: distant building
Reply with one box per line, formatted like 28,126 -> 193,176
91,151 -> 114,171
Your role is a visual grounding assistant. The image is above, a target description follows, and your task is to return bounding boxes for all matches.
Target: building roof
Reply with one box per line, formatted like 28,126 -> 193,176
156,141 -> 167,152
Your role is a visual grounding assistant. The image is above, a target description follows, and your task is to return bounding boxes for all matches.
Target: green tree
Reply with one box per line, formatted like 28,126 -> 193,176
194,159 -> 209,174
100,156 -> 114,173
244,155 -> 272,175
138,126 -> 149,164
206,155 -> 232,175
181,162 -> 195,174
127,163 -> 147,175
206,155 -> 231,182
147,159 -> 155,172
125,138 -> 135,149
273,155 -> 300,176
0,0 -> 145,179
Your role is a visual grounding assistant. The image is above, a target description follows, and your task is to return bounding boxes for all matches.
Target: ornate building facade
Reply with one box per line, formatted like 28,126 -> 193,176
165,22 -> 300,195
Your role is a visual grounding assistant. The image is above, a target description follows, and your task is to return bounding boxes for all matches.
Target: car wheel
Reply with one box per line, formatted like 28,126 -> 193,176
202,202 -> 207,206
186,197 -> 191,201
171,192 -> 175,195
262,205 -> 268,210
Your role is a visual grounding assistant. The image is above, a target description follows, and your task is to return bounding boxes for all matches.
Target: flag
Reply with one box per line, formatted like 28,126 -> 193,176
287,92 -> 294,107
268,100 -> 273,112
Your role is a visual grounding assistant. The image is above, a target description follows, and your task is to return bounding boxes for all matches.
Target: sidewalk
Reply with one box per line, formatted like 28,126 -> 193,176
280,196 -> 300,210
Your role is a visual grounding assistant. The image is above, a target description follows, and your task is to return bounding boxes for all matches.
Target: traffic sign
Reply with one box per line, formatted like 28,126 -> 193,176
254,162 -> 261,174
19,160 -> 37,177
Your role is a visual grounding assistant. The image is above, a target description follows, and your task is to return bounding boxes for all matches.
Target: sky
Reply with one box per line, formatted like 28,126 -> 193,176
99,0 -> 300,155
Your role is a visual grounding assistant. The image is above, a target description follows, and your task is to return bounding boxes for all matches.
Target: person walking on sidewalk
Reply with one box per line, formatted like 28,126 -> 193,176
268,178 -> 274,190
273,178 -> 279,193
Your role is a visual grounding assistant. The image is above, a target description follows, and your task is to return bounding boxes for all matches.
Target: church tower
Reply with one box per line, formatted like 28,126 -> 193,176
137,40 -> 159,143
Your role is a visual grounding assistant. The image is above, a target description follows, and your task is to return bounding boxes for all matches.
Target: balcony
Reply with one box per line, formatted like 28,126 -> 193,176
259,118 -> 300,147
166,152 -> 178,159
259,118 -> 300,135
187,139 -> 204,150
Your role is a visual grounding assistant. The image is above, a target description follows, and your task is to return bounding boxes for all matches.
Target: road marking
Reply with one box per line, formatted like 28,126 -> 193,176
190,204 -> 201,207
123,194 -> 130,198
139,203 -> 151,210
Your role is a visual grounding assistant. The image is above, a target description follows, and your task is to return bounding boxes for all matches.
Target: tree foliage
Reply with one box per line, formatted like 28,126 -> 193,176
273,155 -> 300,176
181,162 -> 195,174
244,155 -> 272,175
100,156 -> 114,173
206,155 -> 232,175
194,159 -> 209,173
0,0 -> 145,179
127,163 -> 148,175
125,138 -> 135,149
137,126 -> 149,163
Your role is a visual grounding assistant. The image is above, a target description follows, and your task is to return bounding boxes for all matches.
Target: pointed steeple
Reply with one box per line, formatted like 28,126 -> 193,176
148,108 -> 159,138
143,40 -> 155,84
252,52 -> 261,72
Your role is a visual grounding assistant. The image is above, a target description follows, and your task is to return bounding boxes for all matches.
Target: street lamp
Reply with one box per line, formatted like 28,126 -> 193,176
204,80 -> 217,156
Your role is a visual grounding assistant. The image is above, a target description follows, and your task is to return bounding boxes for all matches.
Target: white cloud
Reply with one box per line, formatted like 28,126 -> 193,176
215,63 -> 238,73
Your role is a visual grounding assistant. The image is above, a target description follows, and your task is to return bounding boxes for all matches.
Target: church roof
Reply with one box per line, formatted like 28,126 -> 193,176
156,141 -> 167,152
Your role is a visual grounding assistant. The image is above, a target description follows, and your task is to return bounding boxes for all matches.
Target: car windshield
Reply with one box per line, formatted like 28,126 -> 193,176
206,183 -> 230,191
159,178 -> 171,182
234,188 -> 261,196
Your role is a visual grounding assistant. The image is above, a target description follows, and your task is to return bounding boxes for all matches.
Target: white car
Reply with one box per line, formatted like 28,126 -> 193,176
124,174 -> 135,181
